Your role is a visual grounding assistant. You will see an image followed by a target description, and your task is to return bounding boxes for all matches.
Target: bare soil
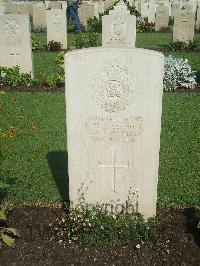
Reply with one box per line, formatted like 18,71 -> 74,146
0,206 -> 200,266
0,84 -> 200,93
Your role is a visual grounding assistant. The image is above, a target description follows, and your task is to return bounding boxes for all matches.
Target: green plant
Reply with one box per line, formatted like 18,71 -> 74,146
87,32 -> 99,47
87,17 -> 102,33
44,73 -> 64,87
55,52 -> 64,69
137,17 -> 155,33
50,195 -> 156,246
124,0 -> 140,16
159,26 -> 170,33
0,66 -> 35,87
0,205 -> 19,247
103,1 -> 117,15
167,40 -> 200,52
46,41 -> 63,51
32,35 -> 40,50
74,33 -> 99,49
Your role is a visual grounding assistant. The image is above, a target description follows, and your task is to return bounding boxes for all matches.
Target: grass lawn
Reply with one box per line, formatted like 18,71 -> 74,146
33,32 -> 200,80
0,92 -> 199,206
1,32 -> 199,207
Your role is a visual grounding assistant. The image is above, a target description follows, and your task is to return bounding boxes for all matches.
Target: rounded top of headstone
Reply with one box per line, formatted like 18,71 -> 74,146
65,47 -> 164,59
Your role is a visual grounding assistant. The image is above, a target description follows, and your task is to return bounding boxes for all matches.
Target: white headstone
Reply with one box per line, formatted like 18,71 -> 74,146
148,3 -> 156,23
0,14 -> 33,76
155,5 -> 169,31
173,10 -> 195,43
46,8 -> 67,49
65,48 -> 164,219
0,5 -> 5,16
98,1 -> 105,14
102,14 -> 136,48
91,2 -> 99,19
171,2 -> 181,17
33,2 -> 46,29
141,3 -> 149,17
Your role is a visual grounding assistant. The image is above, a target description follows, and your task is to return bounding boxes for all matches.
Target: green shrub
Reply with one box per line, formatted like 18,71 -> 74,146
32,35 -> 40,50
159,26 -> 170,33
167,40 -> 200,52
137,17 -> 155,33
87,17 -> 102,33
55,51 -> 64,69
125,0 -> 141,16
44,73 -> 64,87
0,66 -> 35,87
74,33 -> 99,49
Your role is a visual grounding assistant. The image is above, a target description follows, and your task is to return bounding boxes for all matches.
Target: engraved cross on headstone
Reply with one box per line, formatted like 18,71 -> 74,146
98,146 -> 129,193
9,47 -> 21,65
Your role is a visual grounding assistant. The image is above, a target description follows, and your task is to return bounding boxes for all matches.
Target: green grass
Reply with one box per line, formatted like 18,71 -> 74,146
0,92 -> 200,206
0,92 -> 67,203
32,32 -> 200,80
33,52 -> 61,80
158,93 -> 200,206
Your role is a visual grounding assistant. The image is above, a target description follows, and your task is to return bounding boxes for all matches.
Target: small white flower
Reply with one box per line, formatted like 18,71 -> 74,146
136,244 -> 141,249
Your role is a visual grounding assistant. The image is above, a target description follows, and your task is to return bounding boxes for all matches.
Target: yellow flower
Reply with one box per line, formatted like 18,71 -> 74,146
12,96 -> 17,104
31,123 -> 38,130
2,127 -> 16,139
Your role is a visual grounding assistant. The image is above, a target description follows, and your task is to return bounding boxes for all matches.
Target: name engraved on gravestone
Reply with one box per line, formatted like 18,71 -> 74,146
85,116 -> 143,143
5,18 -> 22,64
52,13 -> 61,37
91,61 -> 135,112
52,13 -> 61,25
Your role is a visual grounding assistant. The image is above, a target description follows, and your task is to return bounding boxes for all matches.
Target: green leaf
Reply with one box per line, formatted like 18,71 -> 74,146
0,181 -> 9,189
0,211 -> 6,221
5,228 -> 20,237
1,233 -> 15,248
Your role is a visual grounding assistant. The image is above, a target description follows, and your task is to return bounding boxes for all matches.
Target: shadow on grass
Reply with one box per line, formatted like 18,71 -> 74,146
0,175 -> 16,203
183,207 -> 200,248
47,151 -> 69,202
